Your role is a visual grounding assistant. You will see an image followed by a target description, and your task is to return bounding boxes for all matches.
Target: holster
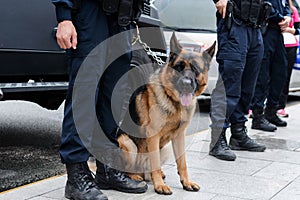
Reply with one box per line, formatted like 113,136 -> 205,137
225,0 -> 234,30
119,0 -> 150,25
102,0 -> 120,13
118,0 -> 134,26
258,1 -> 272,34
100,0 -> 148,26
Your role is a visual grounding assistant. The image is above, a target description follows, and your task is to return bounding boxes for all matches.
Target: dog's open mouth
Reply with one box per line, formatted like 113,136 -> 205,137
180,93 -> 193,106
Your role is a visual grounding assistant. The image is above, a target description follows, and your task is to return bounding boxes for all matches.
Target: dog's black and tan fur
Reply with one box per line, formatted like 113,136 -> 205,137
118,33 -> 216,195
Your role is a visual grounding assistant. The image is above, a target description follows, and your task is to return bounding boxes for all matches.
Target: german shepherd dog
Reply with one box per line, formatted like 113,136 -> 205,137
117,33 -> 216,195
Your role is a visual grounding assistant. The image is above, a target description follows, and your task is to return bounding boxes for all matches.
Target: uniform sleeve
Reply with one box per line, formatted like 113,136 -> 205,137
283,0 -> 291,17
268,6 -> 284,23
51,0 -> 74,22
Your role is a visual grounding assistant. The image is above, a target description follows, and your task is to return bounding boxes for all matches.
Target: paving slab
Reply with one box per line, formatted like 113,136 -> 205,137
0,175 -> 65,200
253,162 -> 300,182
186,151 -> 272,176
271,176 -> 300,200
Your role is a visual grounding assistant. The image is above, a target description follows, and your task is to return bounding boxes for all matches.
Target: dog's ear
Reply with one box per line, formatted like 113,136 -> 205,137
170,32 -> 182,54
203,41 -> 216,63
169,32 -> 182,63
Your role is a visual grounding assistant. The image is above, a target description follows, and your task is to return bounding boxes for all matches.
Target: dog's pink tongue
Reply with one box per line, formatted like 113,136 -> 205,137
180,93 -> 193,106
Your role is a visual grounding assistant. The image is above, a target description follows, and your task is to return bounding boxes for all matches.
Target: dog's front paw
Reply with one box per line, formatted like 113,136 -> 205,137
154,184 -> 172,195
181,180 -> 200,192
128,174 -> 144,181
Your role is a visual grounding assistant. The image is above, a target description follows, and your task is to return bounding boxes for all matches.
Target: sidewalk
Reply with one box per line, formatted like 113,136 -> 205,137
1,104 -> 300,200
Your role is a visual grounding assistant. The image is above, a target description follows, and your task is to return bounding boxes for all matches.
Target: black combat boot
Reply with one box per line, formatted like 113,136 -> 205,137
65,162 -> 108,200
209,128 -> 236,161
230,123 -> 266,152
265,107 -> 287,127
251,109 -> 277,132
95,160 -> 148,193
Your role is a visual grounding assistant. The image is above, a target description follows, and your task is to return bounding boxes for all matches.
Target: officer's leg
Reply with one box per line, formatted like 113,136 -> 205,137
251,38 -> 271,111
278,46 -> 297,111
265,34 -> 288,127
210,54 -> 244,161
229,28 -> 264,125
96,53 -> 131,144
229,28 -> 266,152
251,30 -> 277,131
210,20 -> 248,129
209,20 -> 248,161
210,74 -> 236,161
60,56 -> 91,164
94,15 -> 148,194
96,15 -> 133,142
60,1 -> 111,199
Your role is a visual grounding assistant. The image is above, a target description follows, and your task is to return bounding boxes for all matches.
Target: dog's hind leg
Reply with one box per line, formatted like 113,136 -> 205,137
117,134 -> 146,181
117,134 -> 138,172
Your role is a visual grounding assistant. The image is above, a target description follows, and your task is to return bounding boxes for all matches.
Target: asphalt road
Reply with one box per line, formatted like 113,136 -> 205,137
0,101 -> 65,192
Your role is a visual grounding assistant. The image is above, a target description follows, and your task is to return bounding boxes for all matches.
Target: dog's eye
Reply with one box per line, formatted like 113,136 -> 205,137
191,62 -> 202,75
173,61 -> 185,72
191,65 -> 200,74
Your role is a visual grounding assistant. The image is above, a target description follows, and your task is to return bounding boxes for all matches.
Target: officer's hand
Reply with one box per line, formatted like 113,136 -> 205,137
279,16 -> 291,31
282,27 -> 296,35
216,0 -> 228,19
56,20 -> 77,49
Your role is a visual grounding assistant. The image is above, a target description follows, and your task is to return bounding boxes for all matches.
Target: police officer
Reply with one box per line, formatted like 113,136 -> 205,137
51,0 -> 148,199
251,0 -> 291,131
209,0 -> 267,161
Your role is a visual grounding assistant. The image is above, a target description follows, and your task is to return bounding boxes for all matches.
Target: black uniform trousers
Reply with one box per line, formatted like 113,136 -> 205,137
251,27 -> 288,110
59,0 -> 132,163
278,46 -> 297,109
210,19 -> 264,129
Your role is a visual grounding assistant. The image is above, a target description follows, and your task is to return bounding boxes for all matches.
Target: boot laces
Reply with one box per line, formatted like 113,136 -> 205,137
111,168 -> 130,183
75,166 -> 97,191
260,116 -> 272,125
219,133 -> 230,150
239,126 -> 256,144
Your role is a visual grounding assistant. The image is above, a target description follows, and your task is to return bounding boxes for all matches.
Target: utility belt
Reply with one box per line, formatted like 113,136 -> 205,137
73,0 -> 150,26
224,0 -> 272,30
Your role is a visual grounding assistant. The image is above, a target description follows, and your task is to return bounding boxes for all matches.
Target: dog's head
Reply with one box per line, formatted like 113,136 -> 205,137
161,32 -> 216,107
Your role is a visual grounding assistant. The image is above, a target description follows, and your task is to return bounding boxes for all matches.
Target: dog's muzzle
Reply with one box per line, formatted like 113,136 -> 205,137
178,70 -> 197,106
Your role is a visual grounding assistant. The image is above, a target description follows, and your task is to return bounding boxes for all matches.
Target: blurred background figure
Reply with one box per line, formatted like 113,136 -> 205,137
250,0 -> 291,132
278,0 -> 300,118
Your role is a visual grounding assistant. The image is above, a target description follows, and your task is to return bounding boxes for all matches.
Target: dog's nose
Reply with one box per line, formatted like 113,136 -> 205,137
182,78 -> 192,85
180,77 -> 194,93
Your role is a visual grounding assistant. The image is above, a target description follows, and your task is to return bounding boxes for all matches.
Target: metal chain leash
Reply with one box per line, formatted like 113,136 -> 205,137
132,22 -> 165,66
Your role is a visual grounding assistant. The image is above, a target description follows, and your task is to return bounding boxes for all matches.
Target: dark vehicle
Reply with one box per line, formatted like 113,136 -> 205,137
0,0 -> 166,109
